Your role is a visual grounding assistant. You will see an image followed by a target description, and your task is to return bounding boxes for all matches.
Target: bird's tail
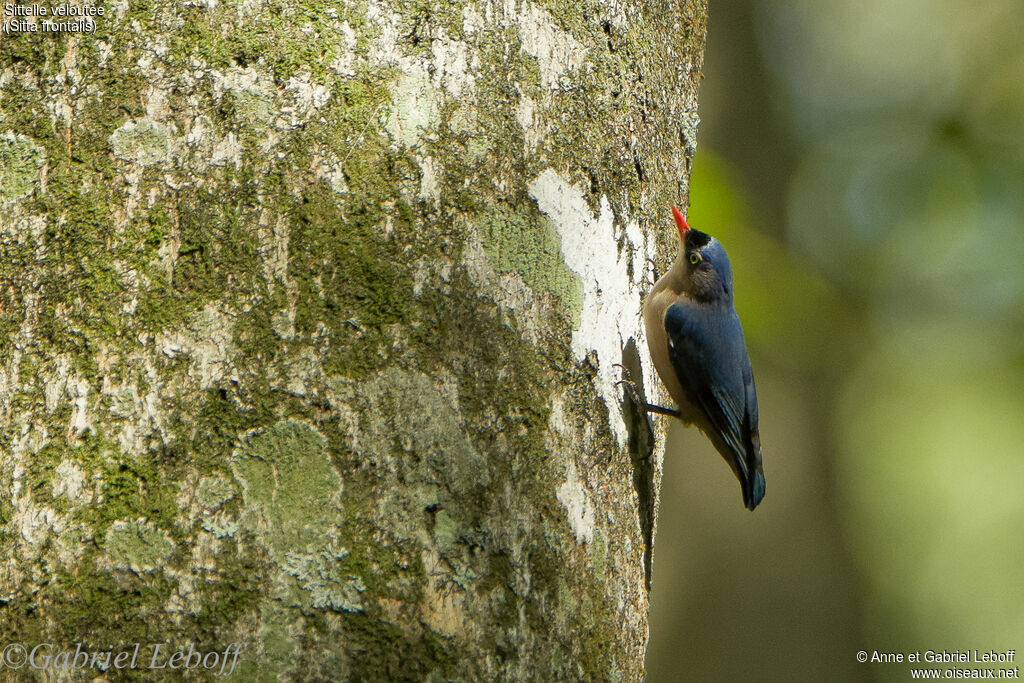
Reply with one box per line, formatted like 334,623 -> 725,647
745,466 -> 766,511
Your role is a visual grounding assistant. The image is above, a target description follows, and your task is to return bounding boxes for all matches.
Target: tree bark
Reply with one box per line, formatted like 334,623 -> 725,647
0,0 -> 705,678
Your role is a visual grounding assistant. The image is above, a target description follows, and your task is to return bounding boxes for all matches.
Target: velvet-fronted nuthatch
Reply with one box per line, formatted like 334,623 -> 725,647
641,206 -> 765,510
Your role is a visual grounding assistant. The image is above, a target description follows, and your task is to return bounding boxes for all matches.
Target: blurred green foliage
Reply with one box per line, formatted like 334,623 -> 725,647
648,1 -> 1024,680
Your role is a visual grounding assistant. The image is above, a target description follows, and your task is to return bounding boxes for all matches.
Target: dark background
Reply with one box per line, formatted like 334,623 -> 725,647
646,1 -> 1024,680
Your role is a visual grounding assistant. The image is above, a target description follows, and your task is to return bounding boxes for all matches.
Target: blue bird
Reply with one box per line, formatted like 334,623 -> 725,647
642,206 -> 765,510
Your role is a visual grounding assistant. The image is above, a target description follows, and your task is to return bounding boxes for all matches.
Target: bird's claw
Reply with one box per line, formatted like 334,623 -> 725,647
613,364 -> 644,405
612,363 -> 634,386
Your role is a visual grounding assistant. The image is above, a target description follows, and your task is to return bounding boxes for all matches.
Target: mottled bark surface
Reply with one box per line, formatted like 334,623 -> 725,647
0,0 -> 704,679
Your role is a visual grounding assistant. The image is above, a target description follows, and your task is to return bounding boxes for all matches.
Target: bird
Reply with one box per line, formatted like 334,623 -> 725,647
640,205 -> 765,510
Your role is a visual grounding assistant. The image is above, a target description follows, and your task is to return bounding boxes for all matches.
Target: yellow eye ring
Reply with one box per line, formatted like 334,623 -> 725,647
689,252 -> 702,265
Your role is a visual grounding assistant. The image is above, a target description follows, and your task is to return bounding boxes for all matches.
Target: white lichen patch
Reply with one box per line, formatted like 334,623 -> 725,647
462,4 -> 484,34
53,460 -> 89,502
184,114 -> 214,150
419,155 -> 440,202
100,353 -> 171,455
515,93 -> 535,130
282,70 -> 332,129
516,2 -> 588,90
430,29 -> 477,98
367,0 -> 480,101
515,93 -> 546,152
18,505 -> 62,547
596,0 -> 629,29
528,169 -> 657,446
387,67 -> 440,149
277,346 -> 324,397
44,354 -> 73,412
155,303 -> 237,389
330,21 -> 358,77
67,378 -> 92,440
548,394 -> 567,434
109,118 -> 170,166
0,212 -> 45,248
143,82 -> 173,122
556,461 -> 594,544
257,211 -> 300,340
209,132 -> 243,168
94,40 -> 113,67
368,1 -> 480,204
281,548 -> 366,613
364,2 -> 401,65
210,64 -> 276,109
37,355 -> 95,441
201,65 -> 285,158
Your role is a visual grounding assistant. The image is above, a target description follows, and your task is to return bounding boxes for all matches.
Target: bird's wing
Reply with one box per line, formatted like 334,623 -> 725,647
664,302 -> 758,482
742,356 -> 766,507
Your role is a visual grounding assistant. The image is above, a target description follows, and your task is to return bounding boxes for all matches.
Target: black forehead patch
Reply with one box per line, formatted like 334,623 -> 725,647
684,228 -> 711,250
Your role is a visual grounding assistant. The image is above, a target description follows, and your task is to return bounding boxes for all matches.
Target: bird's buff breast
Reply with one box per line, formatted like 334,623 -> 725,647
642,288 -> 700,425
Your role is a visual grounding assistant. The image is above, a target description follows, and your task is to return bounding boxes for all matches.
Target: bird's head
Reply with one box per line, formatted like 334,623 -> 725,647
671,205 -> 733,302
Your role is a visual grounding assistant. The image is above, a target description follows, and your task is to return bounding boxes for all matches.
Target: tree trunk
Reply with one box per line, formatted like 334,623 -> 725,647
0,0 -> 705,678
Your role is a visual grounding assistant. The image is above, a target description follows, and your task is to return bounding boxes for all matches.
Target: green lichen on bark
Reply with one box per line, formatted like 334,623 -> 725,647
232,420 -> 342,560
0,0 -> 705,678
109,120 -> 171,166
478,207 -> 584,324
0,133 -> 44,202
104,519 -> 176,573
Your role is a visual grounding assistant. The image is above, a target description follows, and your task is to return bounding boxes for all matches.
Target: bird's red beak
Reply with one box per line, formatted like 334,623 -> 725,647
671,205 -> 690,239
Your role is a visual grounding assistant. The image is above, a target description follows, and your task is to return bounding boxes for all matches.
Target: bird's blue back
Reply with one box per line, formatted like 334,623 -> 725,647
664,297 -> 764,508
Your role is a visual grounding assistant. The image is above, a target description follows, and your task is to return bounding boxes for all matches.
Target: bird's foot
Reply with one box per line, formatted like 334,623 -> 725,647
613,365 -> 679,418
613,363 -> 640,395
613,364 -> 645,408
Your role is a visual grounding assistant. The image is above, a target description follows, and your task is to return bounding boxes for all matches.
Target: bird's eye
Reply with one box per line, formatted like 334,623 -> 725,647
689,252 -> 702,265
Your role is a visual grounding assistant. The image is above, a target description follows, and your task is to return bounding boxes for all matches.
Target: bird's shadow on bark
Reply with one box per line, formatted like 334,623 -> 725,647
619,338 -> 656,591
